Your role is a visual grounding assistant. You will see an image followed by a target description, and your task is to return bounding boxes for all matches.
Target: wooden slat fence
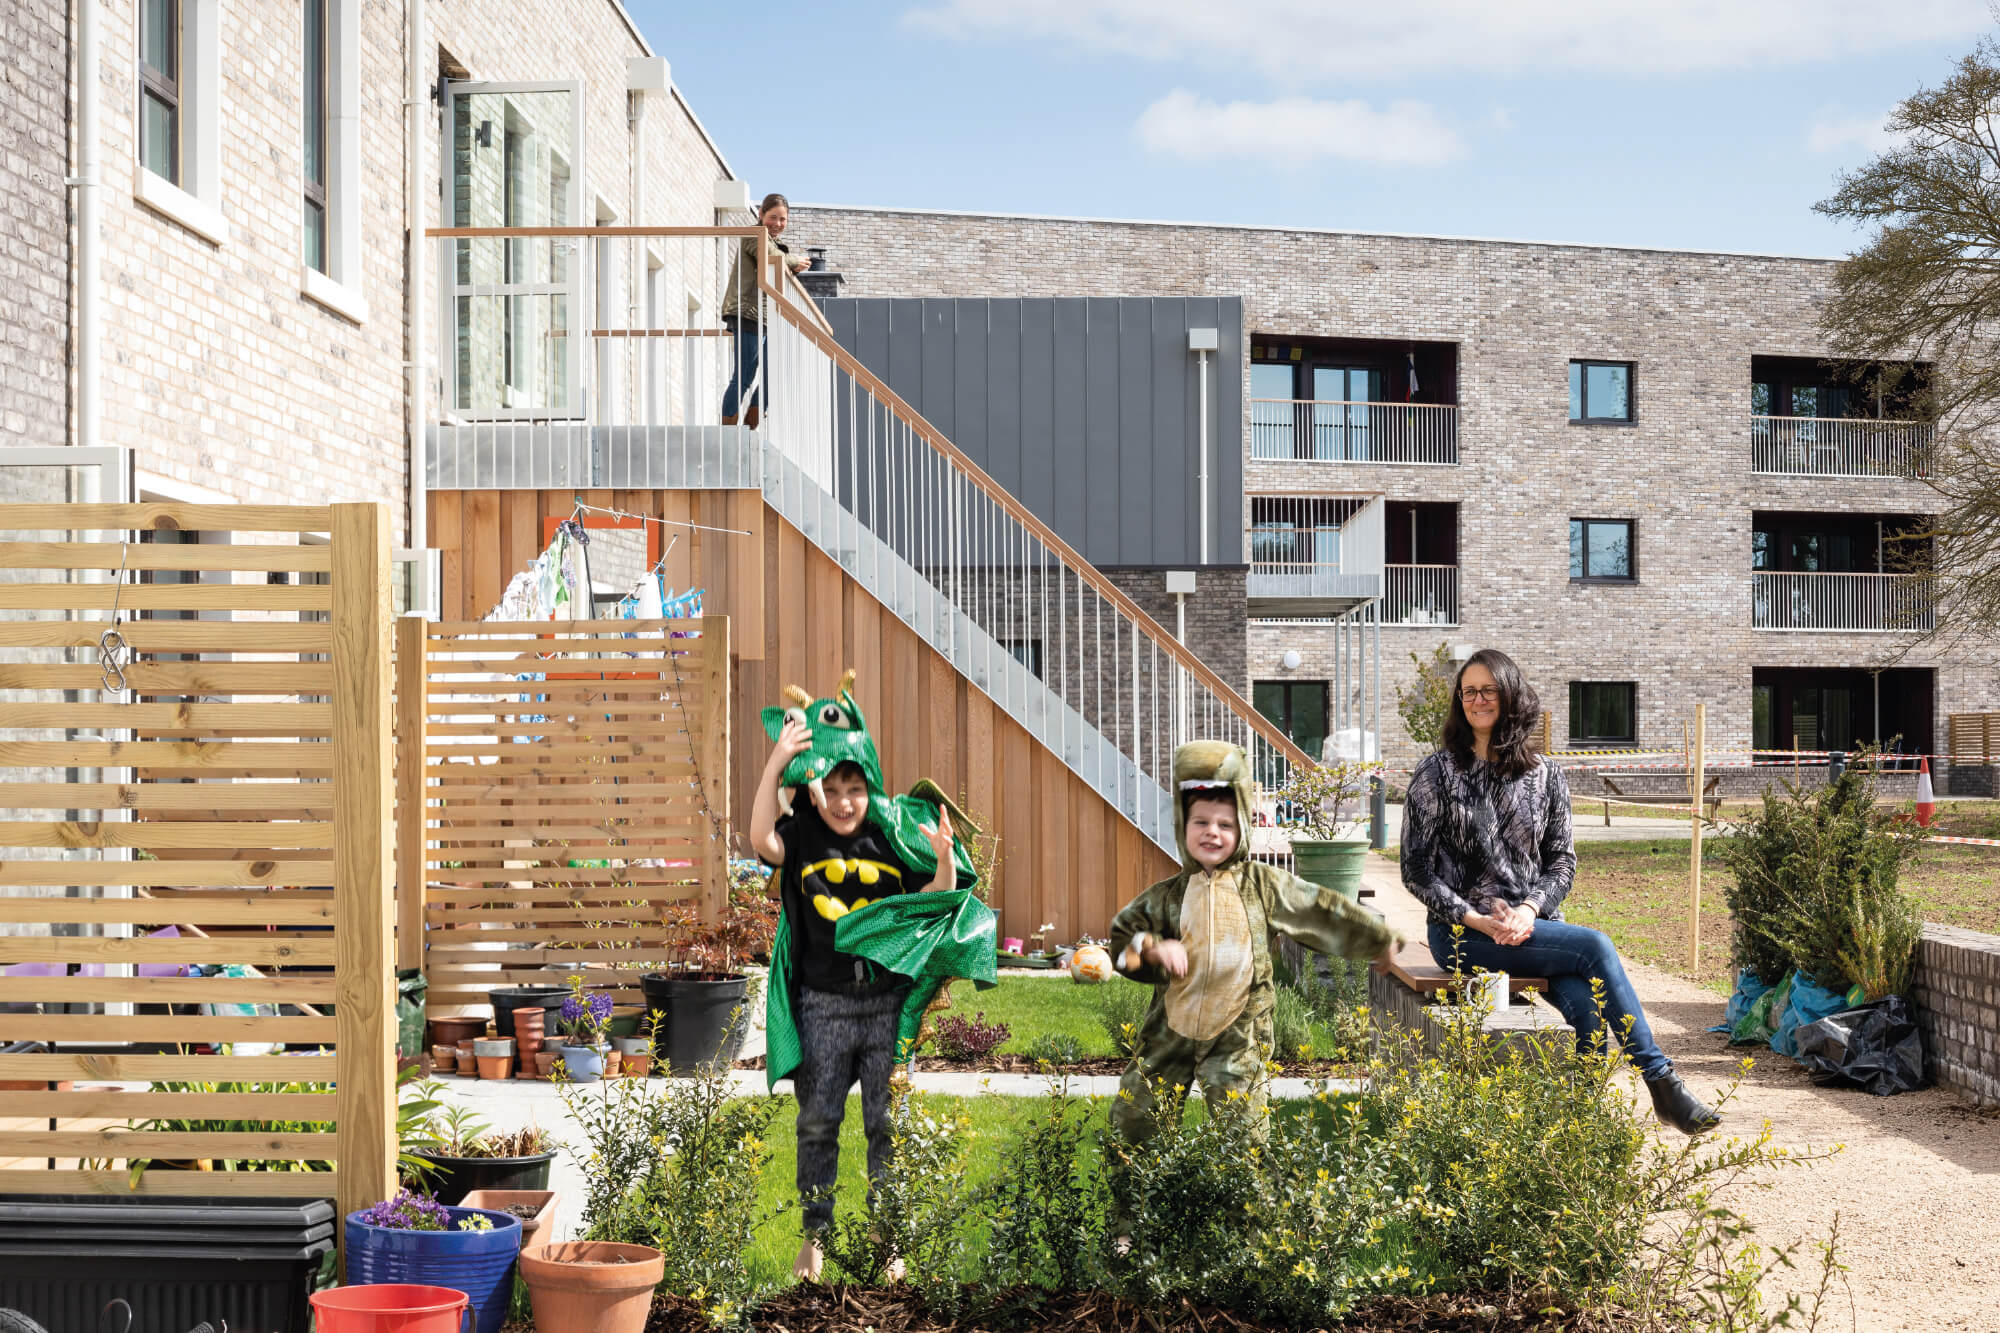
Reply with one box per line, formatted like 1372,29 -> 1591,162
0,503 -> 395,1218
1948,712 -> 2000,765
403,617 -> 730,1010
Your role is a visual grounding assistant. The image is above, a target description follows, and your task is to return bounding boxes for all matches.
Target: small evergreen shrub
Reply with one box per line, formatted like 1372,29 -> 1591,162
1097,981 -> 1150,1058
931,1011 -> 1011,1061
1023,1032 -> 1085,1067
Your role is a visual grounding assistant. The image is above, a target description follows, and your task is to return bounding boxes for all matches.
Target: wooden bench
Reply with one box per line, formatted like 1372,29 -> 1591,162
1375,943 -> 1548,1000
1596,773 -> 1721,825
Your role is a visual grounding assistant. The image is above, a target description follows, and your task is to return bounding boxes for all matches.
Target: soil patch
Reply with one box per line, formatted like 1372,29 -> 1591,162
643,1285 -> 1631,1332
736,1055 -> 1359,1079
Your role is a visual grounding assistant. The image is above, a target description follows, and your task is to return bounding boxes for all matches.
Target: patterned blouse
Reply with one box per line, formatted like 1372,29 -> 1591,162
1399,751 -> 1576,927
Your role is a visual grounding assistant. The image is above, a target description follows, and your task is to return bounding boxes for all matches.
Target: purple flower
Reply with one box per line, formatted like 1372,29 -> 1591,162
357,1189 -> 450,1231
560,988 -> 613,1039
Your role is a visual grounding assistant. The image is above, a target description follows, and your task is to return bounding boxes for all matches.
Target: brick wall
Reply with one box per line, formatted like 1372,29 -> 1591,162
1912,924 -> 2000,1106
1103,566 -> 1248,697
789,206 -> 2000,771
1,0 -> 67,447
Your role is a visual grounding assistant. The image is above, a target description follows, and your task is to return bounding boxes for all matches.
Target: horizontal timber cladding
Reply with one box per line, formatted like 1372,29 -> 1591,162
429,489 -> 1179,941
401,615 -> 732,1008
0,502 -> 396,1219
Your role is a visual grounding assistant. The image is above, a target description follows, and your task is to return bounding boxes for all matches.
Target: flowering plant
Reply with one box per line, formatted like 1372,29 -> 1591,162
1275,758 -> 1383,840
560,974 -> 614,1044
356,1189 -> 450,1231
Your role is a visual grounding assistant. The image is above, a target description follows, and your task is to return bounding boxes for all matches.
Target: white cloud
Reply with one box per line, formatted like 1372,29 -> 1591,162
1807,111 -> 1900,154
1134,90 -> 1464,166
905,0 -> 1989,80
1487,106 -> 1517,132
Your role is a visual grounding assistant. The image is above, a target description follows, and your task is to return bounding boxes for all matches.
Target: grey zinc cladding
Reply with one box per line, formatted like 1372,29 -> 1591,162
822,297 -> 1244,568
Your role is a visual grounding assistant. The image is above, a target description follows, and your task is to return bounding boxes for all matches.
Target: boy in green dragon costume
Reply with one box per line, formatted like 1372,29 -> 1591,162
1107,739 -> 1400,1238
749,670 -> 995,1282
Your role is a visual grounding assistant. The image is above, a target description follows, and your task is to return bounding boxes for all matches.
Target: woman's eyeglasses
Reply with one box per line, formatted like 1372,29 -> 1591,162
1459,686 -> 1501,703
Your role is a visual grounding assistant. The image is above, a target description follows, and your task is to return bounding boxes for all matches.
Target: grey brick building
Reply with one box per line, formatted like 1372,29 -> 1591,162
790,204 -> 1998,773
1,0 -> 69,449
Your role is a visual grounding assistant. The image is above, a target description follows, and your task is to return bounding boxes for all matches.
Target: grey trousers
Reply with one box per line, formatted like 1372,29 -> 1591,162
792,983 -> 904,1232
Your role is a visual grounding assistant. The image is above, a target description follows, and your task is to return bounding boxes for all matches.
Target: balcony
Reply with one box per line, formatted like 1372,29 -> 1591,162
1246,495 -> 1383,616
1752,571 -> 1935,632
1750,416 -> 1933,479
1381,564 -> 1459,626
1250,401 -> 1458,465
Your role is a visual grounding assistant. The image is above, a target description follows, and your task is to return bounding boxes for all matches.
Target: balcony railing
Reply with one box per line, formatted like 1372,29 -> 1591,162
1750,416 -> 1933,479
1381,564 -> 1458,626
1250,400 -> 1458,465
1752,571 -> 1935,632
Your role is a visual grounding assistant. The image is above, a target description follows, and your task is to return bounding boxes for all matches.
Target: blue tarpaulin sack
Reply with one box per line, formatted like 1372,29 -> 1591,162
1771,973 -> 1850,1060
1712,970 -> 1775,1038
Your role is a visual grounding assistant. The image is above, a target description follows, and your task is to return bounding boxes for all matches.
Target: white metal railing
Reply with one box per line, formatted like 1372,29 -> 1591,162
1749,416 -> 1933,479
1381,564 -> 1458,626
425,226 -> 1324,845
1250,400 -> 1457,465
1751,571 -> 1935,632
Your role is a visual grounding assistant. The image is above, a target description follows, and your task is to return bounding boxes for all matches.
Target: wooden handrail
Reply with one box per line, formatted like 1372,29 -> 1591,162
759,278 -> 1315,772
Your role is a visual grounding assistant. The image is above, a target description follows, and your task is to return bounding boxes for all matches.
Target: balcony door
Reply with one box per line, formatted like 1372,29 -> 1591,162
442,80 -> 584,421
1312,366 -> 1381,461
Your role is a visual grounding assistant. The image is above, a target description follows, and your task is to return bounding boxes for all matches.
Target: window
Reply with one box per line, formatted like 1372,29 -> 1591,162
1000,638 -> 1043,679
1568,360 -> 1633,423
1569,682 -> 1636,747
302,0 -> 328,272
1249,362 -> 1297,459
1254,680 -> 1329,766
139,0 -> 180,182
1569,518 -> 1634,580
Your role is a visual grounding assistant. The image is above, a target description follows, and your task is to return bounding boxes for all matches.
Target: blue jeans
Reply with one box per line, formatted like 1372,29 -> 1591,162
1426,917 -> 1673,1081
721,314 -> 766,420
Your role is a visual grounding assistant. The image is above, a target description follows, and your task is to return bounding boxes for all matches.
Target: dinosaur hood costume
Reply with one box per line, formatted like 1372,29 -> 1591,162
760,671 -> 996,1090
1107,740 -> 1395,1146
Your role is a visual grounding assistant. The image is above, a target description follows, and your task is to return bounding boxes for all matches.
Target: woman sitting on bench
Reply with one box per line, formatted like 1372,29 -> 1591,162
1399,647 -> 1721,1136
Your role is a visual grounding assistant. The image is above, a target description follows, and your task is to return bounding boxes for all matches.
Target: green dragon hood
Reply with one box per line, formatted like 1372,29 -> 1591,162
1173,739 -> 1256,874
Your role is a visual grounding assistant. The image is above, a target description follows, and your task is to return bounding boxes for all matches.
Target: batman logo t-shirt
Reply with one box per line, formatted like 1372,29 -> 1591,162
768,805 -> 916,993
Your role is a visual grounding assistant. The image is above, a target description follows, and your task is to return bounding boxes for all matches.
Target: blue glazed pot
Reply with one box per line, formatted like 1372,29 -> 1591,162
344,1206 -> 521,1333
557,1043 -> 604,1082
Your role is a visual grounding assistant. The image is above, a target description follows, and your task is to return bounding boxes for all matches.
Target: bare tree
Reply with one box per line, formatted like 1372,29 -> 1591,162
1815,38 -> 2000,649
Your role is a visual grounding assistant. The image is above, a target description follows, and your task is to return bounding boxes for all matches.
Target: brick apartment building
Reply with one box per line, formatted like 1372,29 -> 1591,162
790,205 -> 1999,778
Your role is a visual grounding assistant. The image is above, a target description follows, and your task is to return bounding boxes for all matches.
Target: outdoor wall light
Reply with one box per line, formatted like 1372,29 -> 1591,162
1281,649 -> 1303,671
476,119 -> 493,148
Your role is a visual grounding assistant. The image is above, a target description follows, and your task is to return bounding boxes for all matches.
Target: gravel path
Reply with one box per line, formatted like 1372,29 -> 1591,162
1627,958 -> 2000,1333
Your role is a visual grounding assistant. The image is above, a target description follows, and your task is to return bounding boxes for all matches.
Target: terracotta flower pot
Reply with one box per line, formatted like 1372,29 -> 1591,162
519,1241 -> 664,1333
475,1054 -> 513,1080
623,1053 -> 651,1077
534,1049 -> 557,1078
603,1049 -> 623,1079
456,1041 -> 477,1076
429,1014 -> 487,1049
432,1044 -> 461,1074
460,1188 -> 561,1250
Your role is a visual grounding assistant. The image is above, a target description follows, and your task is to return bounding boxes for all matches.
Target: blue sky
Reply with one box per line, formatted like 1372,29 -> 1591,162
634,1 -> 1991,258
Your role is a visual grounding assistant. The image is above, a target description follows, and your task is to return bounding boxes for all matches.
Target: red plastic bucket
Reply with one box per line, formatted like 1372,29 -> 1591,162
310,1284 -> 471,1333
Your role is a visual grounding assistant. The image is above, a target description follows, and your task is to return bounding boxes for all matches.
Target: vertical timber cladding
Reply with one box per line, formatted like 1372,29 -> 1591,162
0,503 -> 396,1220
413,617 -> 732,1011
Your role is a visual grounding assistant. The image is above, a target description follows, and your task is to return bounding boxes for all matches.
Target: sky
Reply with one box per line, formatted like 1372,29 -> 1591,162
626,1 -> 1996,258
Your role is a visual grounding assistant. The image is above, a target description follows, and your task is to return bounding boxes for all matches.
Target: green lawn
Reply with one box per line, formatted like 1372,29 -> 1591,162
933,976 -> 1124,1057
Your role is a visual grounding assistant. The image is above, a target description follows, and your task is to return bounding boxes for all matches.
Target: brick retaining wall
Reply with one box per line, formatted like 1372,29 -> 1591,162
1913,924 -> 2000,1107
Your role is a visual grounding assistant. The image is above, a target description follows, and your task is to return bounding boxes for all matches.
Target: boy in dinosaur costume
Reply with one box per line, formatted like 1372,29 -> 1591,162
1107,740 -> 1399,1224
750,670 -> 994,1282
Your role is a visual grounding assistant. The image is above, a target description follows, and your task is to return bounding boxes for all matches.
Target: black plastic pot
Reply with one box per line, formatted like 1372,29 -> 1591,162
0,1196 -> 334,1333
641,971 -> 750,1074
410,1149 -> 557,1205
488,985 -> 569,1038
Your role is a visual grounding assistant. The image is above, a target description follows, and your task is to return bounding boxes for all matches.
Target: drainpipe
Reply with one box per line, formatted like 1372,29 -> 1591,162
404,0 -> 428,606
73,0 -> 101,449
1189,329 -> 1219,563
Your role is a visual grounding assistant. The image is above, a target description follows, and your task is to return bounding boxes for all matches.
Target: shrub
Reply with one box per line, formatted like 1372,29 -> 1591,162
979,1083 -> 1111,1296
1271,980 -> 1315,1061
931,1011 -> 1010,1061
1098,981 -> 1149,1059
1396,641 -> 1457,751
1023,1032 -> 1085,1067
1721,763 -> 1925,997
823,1087 -> 974,1306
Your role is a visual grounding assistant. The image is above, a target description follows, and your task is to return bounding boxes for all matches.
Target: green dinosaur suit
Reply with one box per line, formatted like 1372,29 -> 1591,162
1107,740 -> 1395,1145
759,671 -> 995,1091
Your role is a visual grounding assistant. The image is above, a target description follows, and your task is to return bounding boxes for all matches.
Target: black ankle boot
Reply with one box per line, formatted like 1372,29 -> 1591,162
1646,1073 -> 1722,1135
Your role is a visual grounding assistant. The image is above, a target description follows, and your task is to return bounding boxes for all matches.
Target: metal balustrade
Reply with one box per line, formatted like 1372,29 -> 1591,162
425,227 -> 1323,850
1250,400 -> 1457,465
1749,416 -> 1933,479
1381,564 -> 1459,626
1751,570 -> 1935,632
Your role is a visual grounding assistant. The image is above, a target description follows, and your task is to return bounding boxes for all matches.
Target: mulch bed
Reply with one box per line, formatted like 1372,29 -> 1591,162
735,1056 -> 1359,1079
643,1285 -> 1626,1332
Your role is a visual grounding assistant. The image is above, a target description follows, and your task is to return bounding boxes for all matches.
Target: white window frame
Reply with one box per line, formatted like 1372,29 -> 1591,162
300,0 -> 367,322
132,0 -> 228,245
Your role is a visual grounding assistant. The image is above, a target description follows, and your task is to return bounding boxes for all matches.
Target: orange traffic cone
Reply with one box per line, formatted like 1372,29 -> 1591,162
1916,756 -> 1937,828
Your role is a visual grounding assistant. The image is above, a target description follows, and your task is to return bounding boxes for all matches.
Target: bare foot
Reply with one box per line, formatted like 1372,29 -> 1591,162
1112,1235 -> 1133,1257
793,1237 -> 824,1283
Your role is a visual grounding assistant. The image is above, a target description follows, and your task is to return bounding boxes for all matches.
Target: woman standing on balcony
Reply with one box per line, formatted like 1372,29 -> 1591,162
721,192 -> 812,428
1398,648 -> 1722,1136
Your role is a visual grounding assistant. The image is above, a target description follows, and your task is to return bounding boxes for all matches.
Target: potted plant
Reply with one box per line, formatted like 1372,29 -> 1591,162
472,1036 -> 514,1080
557,976 -> 614,1082
344,1190 -> 521,1333
405,1095 -> 558,1204
519,1240 -> 665,1333
640,907 -> 761,1074
1277,758 -> 1383,900
459,1188 -> 561,1250
488,983 -> 569,1038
